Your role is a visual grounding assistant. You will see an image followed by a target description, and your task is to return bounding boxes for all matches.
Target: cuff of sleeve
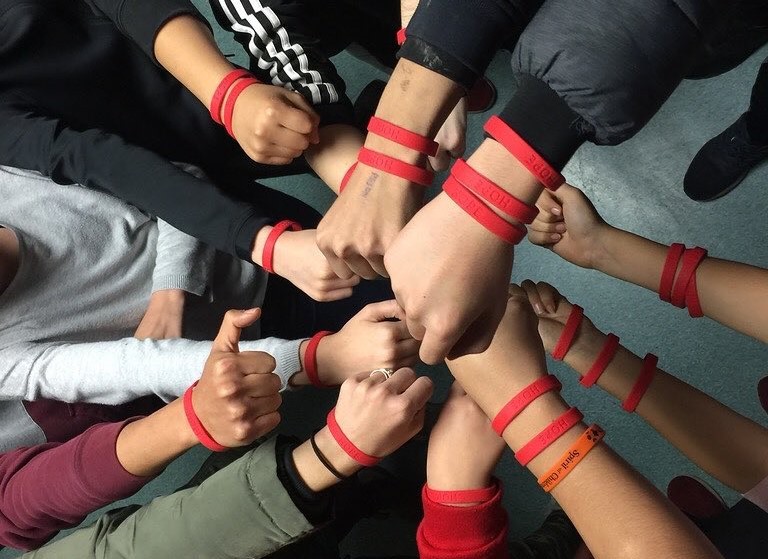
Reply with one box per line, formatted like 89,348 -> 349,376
315,101 -> 355,128
118,2 -> 213,64
275,435 -> 333,526
417,482 -> 508,554
77,419 -> 153,502
496,74 -> 586,170
152,274 -> 208,297
239,338 -> 306,391
399,37 -> 478,92
234,211 -> 272,262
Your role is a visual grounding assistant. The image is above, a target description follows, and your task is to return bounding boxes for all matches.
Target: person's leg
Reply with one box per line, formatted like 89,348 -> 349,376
693,498 -> 768,559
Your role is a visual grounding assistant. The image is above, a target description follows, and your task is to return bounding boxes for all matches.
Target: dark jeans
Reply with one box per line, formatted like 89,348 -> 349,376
695,498 -> 768,559
746,56 -> 768,143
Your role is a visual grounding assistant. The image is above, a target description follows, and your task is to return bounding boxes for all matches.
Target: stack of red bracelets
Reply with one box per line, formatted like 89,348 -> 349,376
209,68 -> 262,138
659,243 -> 708,317
551,304 -> 659,413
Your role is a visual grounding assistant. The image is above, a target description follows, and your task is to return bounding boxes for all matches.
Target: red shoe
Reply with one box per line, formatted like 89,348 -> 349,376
759,376 -> 768,416
667,475 -> 728,520
467,77 -> 497,113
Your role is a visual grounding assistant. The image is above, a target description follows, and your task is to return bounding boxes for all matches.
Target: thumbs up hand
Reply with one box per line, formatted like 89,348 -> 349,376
192,308 -> 283,447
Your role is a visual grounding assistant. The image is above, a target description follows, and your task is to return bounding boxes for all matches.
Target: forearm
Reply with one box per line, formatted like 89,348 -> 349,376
400,0 -> 419,27
565,325 -> 768,493
291,427 -> 359,491
154,14 -> 236,110
304,124 -> 363,194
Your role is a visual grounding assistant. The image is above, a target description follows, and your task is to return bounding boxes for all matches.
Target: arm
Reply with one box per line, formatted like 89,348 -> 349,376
444,288 -> 722,559
529,184 -> 768,343
522,281 -> 768,495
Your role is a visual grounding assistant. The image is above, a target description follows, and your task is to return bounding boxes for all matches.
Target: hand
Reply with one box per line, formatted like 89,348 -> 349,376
384,192 -> 514,364
427,382 -> 506,491
316,300 -> 421,385
231,83 -> 320,165
316,164 -> 423,280
272,229 -> 360,301
429,97 -> 467,172
192,308 -> 282,447
134,289 -> 185,340
528,184 -> 611,269
334,368 -> 434,458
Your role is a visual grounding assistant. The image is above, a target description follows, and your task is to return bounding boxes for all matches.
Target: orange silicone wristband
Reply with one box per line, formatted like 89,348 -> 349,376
538,424 -> 605,493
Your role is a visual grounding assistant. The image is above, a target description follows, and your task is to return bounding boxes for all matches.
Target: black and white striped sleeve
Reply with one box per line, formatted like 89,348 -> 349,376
209,0 -> 354,126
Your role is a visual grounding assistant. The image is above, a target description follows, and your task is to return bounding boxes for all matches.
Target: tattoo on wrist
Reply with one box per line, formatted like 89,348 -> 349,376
362,172 -> 379,198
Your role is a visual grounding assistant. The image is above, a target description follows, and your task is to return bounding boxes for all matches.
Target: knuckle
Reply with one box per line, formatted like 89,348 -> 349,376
228,403 -> 247,420
216,381 -> 239,398
213,357 -> 238,377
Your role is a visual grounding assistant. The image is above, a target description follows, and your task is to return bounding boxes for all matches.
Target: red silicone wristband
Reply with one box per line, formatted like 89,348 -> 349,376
339,162 -> 357,193
491,375 -> 562,436
210,68 -> 252,125
183,382 -> 229,452
580,333 -> 620,388
396,27 -> 407,46
262,220 -> 301,274
222,77 -> 260,138
304,330 -> 332,388
368,117 -> 439,157
425,480 -> 498,504
622,353 -> 658,413
443,176 -> 527,245
515,407 -> 583,467
659,243 -> 685,303
358,147 -> 434,186
484,116 -> 565,191
671,247 -> 708,308
551,305 -> 584,361
327,408 -> 379,466
451,159 -> 538,224
686,272 -> 704,318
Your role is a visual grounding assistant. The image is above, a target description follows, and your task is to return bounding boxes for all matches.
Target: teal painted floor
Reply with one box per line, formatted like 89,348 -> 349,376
4,13 -> 767,559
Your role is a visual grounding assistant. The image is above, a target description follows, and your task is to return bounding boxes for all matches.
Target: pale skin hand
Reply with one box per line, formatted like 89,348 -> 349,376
252,227 -> 360,302
531,184 -> 768,343
116,308 -> 282,477
153,15 -> 319,165
521,280 -> 768,495
426,382 -> 505,497
430,97 -> 468,173
134,289 -> 186,340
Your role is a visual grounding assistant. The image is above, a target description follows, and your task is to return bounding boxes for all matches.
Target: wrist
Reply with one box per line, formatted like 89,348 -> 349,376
314,334 -> 342,386
564,321 -> 608,374
151,288 -> 186,304
590,224 -> 622,273
293,427 -> 360,492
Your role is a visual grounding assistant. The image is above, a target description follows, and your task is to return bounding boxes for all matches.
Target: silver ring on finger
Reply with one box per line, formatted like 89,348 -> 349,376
369,368 -> 394,381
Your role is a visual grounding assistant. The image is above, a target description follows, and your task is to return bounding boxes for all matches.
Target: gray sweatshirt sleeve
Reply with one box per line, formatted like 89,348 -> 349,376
0,337 -> 305,405
151,219 -> 216,296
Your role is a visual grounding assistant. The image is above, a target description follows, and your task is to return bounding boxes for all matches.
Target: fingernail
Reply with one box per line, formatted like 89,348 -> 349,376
244,307 -> 260,315
550,233 -> 562,241
551,207 -> 562,216
534,303 -> 544,315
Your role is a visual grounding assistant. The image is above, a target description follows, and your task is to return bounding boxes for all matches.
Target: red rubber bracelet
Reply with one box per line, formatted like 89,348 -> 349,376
685,272 -> 704,318
327,408 -> 379,466
443,176 -> 527,245
551,305 -> 584,361
622,353 -> 658,413
671,247 -> 708,309
484,116 -> 565,191
659,243 -> 685,303
339,162 -> 357,193
222,77 -> 260,138
210,68 -> 252,125
451,159 -> 538,224
304,330 -> 332,388
425,480 -> 498,504
491,375 -> 562,436
580,333 -> 620,388
515,407 -> 583,467
183,382 -> 229,452
357,147 -> 434,186
262,220 -> 302,274
396,27 -> 407,46
367,117 -> 439,157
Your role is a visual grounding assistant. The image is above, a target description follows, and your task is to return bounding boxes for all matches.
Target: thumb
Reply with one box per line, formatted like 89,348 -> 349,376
286,91 -> 321,142
358,299 -> 406,322
213,308 -> 261,353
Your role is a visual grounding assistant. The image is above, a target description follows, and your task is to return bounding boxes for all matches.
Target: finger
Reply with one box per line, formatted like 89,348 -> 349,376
428,149 -> 451,173
395,338 -> 421,355
528,219 -> 566,235
212,308 -> 261,353
401,375 -> 435,409
267,126 -> 312,152
368,254 -> 390,279
261,156 -> 295,166
390,319 -> 414,341
252,410 -> 281,436
249,393 -> 283,414
345,253 -> 380,281
420,325 -> 462,365
320,274 -> 362,289
236,351 -> 277,375
313,286 -> 355,302
381,367 -> 417,393
405,314 -> 426,342
359,299 -> 407,322
276,98 -> 318,135
445,307 -> 501,360
241,372 -> 282,396
520,279 -> 546,315
319,248 -> 358,280
287,91 -> 321,126
536,281 -> 559,314
527,228 -> 561,246
531,209 -> 563,224
535,189 -> 563,216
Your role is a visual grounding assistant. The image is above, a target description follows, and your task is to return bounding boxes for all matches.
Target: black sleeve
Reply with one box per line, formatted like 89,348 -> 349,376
0,95 -> 267,260
83,0 -> 212,63
399,0 -> 542,90
274,435 -> 333,526
208,0 -> 355,127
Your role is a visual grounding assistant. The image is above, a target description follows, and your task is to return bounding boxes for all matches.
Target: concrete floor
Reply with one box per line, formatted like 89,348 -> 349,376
4,15 -> 767,559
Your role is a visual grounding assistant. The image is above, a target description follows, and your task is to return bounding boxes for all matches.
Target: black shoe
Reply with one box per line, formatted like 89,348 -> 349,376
684,115 -> 768,201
